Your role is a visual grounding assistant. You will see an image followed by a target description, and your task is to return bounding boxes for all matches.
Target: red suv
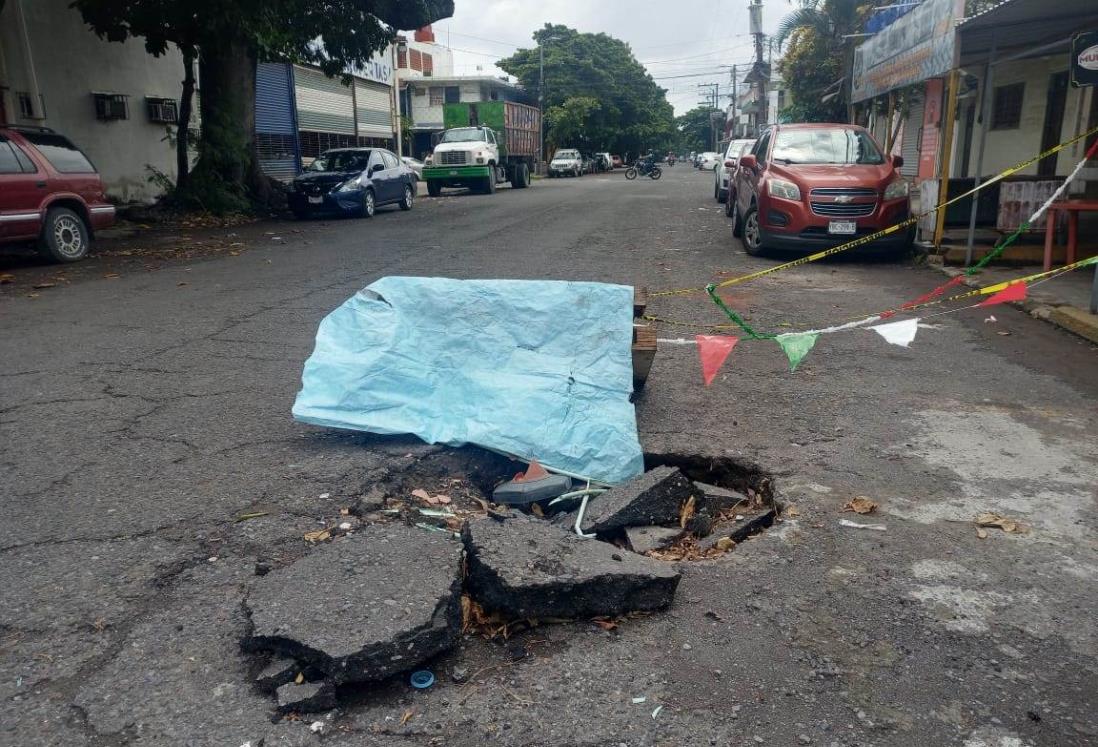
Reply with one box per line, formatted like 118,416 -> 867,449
730,123 -> 913,256
0,126 -> 115,262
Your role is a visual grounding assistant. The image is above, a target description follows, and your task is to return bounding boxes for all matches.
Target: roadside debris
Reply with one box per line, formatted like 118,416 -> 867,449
462,514 -> 681,619
625,526 -> 685,554
493,459 -> 573,505
243,525 -> 462,685
255,657 -> 313,694
410,670 -> 435,689
571,465 -> 694,534
842,496 -> 879,514
276,681 -> 336,714
839,519 -> 887,531
975,512 -> 1029,534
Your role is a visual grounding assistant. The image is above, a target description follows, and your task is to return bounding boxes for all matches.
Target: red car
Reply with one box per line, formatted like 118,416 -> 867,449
0,126 -> 115,262
730,123 -> 913,256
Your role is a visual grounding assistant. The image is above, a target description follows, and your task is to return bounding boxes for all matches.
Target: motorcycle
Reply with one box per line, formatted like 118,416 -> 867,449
624,161 -> 663,180
666,156 -> 676,166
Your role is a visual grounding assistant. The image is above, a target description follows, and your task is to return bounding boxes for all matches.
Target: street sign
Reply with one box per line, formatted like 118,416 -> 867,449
1071,32 -> 1098,88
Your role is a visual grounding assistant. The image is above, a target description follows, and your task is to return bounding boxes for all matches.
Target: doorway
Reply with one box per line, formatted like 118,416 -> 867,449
1037,71 -> 1069,177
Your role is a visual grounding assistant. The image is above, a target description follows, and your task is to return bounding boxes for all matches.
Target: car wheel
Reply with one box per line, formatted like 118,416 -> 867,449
399,184 -> 414,210
725,190 -> 736,218
362,189 -> 376,218
714,178 -> 720,201
483,174 -> 496,194
427,181 -> 442,197
742,205 -> 764,255
38,207 -> 90,263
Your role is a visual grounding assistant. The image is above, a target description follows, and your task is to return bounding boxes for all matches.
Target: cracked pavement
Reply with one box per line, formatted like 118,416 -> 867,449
2,169 -> 1097,746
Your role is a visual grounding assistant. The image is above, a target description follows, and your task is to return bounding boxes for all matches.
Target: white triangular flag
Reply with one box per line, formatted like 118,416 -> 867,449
869,318 -> 919,348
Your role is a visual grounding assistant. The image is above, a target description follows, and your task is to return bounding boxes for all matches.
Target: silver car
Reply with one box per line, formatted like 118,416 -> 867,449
715,139 -> 755,203
401,156 -> 424,181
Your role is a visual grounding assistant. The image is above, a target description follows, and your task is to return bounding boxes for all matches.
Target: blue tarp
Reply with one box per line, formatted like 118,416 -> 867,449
292,277 -> 645,485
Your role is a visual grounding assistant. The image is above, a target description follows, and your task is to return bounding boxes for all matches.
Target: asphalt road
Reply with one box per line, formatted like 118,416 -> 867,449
2,167 -> 1097,746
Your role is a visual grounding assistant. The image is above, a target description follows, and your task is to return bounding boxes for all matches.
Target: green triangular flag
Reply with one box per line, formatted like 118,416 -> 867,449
775,332 -> 819,372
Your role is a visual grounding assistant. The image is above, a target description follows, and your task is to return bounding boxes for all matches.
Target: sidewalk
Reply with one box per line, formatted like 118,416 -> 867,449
930,256 -> 1098,344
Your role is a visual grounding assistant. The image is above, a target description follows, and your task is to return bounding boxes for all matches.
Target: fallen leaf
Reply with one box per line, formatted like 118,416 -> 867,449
434,494 -> 452,505
399,709 -> 414,726
843,496 -> 878,514
715,537 -> 735,551
411,488 -> 431,501
976,527 -> 988,539
529,503 -> 544,518
295,672 -> 305,685
339,507 -> 351,516
303,529 -> 331,543
592,617 -> 618,631
975,512 -> 1028,534
234,511 -> 269,522
32,283 -> 56,289
679,495 -> 696,529
784,505 -> 801,518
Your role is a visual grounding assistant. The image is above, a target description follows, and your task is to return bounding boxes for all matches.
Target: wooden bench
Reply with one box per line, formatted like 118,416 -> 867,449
1043,200 -> 1098,271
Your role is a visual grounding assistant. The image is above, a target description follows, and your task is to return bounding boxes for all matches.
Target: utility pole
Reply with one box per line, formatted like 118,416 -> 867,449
539,42 -> 545,165
749,0 -> 767,128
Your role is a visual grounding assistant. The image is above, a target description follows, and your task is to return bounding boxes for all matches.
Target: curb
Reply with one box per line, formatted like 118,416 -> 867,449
927,258 -> 1098,344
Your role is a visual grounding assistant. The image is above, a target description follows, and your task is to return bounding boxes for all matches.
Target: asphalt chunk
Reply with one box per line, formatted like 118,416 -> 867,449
579,466 -> 695,534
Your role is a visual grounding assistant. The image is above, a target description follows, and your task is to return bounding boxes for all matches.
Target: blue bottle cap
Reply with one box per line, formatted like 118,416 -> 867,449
410,670 -> 435,689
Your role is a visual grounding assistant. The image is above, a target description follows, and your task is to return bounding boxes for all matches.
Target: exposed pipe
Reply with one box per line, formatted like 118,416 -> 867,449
965,36 -> 996,267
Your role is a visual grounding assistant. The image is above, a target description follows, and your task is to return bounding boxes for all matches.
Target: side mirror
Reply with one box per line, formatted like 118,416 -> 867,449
370,164 -> 384,175
892,154 -> 904,168
739,154 -> 758,170
724,159 -> 736,168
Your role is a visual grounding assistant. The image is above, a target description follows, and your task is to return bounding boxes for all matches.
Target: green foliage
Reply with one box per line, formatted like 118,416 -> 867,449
497,24 -> 675,155
71,0 -> 454,212
777,26 -> 847,122
675,107 -> 723,153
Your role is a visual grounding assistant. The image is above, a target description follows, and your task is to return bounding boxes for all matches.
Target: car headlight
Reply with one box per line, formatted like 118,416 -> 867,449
883,179 -> 909,200
336,179 -> 360,193
769,178 -> 801,201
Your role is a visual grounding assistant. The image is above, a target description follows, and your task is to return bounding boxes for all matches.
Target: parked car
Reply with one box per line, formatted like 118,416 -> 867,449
729,123 -> 913,256
289,147 -> 415,219
696,152 -> 722,171
548,149 -> 583,177
595,152 -> 613,172
715,138 -> 755,203
401,156 -> 425,181
611,154 -> 623,169
0,125 -> 115,263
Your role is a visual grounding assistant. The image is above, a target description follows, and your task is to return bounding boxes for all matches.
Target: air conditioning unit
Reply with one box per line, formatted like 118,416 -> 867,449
93,93 -> 129,121
146,97 -> 179,124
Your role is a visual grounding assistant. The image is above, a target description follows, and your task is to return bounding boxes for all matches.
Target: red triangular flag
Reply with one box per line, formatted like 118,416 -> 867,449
978,282 -> 1026,307
696,335 -> 739,386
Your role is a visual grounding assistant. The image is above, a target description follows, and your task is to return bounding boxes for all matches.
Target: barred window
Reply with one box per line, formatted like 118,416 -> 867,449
991,83 -> 1024,130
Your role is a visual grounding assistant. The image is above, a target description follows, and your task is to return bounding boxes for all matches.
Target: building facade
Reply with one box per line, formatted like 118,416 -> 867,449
0,0 -> 194,202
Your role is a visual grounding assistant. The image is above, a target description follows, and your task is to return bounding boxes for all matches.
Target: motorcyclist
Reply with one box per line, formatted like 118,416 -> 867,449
641,150 -> 657,171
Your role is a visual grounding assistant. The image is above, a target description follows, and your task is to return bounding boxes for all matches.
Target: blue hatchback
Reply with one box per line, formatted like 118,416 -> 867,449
288,148 -> 416,219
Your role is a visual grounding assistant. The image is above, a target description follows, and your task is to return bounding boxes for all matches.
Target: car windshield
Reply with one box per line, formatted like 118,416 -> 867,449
440,128 -> 487,143
308,151 -> 370,172
771,129 -> 884,165
553,150 -> 579,160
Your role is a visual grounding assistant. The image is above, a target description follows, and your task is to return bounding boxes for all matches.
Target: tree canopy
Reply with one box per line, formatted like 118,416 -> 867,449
675,106 -> 723,154
72,0 -> 453,211
497,24 -> 675,157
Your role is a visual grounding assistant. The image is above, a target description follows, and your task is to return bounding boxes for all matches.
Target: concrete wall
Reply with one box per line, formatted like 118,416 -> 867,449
957,55 -> 1092,179
0,0 -> 192,203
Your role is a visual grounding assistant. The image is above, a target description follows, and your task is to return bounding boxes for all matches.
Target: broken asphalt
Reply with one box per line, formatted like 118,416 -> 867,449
2,168 -> 1097,746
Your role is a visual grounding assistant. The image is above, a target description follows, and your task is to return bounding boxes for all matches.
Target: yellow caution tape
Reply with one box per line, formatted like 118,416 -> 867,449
651,125 -> 1098,297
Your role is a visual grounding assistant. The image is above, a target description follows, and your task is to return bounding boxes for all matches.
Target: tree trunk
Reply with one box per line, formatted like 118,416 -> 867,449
176,50 -> 195,191
194,35 -> 269,207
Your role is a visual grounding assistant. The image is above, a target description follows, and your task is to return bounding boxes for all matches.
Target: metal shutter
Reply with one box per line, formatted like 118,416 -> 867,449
900,95 -> 924,178
255,63 -> 295,135
355,80 -> 393,139
294,66 -> 355,135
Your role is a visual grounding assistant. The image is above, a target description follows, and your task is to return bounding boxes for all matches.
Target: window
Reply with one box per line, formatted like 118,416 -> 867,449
17,92 -> 36,118
752,129 -> 771,163
93,93 -> 129,121
422,54 -> 434,75
410,49 -> 423,72
20,131 -> 96,173
444,86 -> 460,104
381,150 -> 399,169
146,97 -> 178,124
991,83 -> 1024,130
771,128 -> 884,165
429,87 -> 444,106
367,151 -> 385,172
414,87 -> 426,97
11,142 -> 35,172
397,48 -> 408,68
0,140 -> 23,173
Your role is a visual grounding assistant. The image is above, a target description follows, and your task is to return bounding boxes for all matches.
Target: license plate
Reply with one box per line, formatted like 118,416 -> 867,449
449,170 -> 459,176
828,220 -> 856,235
307,196 -> 322,205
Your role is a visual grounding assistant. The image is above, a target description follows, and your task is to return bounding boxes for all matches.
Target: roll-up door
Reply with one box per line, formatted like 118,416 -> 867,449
255,63 -> 299,180
900,95 -> 924,179
294,66 -> 355,135
355,79 -> 393,139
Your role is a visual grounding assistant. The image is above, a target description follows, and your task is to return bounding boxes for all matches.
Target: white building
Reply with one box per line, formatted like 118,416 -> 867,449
0,0 -> 193,202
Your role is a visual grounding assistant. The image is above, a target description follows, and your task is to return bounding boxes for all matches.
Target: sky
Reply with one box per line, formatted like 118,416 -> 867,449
426,0 -> 786,115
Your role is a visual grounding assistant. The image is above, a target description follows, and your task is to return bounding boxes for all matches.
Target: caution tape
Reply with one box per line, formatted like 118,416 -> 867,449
651,124 -> 1098,298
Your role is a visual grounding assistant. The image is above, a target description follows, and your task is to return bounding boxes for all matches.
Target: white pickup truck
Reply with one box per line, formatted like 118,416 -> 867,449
548,149 -> 583,178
